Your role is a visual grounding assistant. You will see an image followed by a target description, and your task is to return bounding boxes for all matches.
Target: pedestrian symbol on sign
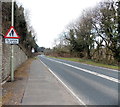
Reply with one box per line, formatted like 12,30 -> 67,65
10,30 -> 14,37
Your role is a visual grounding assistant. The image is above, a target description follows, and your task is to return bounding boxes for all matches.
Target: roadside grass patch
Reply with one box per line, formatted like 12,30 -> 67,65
48,56 -> 118,70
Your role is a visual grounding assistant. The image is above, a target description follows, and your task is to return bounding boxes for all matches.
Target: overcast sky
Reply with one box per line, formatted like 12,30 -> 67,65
17,0 -> 102,48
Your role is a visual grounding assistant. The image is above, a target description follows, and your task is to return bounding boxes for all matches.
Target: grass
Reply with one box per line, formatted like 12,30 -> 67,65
48,56 -> 119,70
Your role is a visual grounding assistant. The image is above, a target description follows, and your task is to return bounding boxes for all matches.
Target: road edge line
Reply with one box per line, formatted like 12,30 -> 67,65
46,57 -> 120,83
39,58 -> 87,106
47,56 -> 119,72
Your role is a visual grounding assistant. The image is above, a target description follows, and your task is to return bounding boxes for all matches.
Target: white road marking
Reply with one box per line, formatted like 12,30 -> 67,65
44,57 -> 120,83
79,63 -> 119,72
50,57 -> 119,72
39,59 -> 87,106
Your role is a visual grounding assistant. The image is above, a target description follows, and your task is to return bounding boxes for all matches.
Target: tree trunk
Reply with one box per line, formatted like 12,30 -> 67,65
86,45 -> 91,59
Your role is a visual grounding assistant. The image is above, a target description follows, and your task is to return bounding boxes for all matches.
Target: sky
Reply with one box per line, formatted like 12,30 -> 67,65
17,0 -> 102,48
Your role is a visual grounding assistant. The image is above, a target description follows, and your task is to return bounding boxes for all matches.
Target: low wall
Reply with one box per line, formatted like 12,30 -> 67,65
0,1 -> 2,82
2,37 -> 28,81
0,36 -> 2,81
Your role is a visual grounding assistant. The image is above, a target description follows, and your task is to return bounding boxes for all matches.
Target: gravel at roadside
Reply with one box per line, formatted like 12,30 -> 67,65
2,58 -> 33,105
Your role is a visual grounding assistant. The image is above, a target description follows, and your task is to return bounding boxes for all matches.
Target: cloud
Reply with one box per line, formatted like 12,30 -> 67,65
17,0 -> 102,48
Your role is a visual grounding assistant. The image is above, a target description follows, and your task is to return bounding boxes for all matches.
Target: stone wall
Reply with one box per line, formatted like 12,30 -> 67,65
0,1 -> 2,82
2,38 -> 28,81
0,1 -> 29,81
0,36 -> 2,81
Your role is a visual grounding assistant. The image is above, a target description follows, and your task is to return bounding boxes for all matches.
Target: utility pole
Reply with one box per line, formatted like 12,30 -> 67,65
11,0 -> 14,81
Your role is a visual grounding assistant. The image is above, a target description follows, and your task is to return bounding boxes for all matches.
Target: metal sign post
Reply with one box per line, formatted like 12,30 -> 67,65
4,0 -> 20,81
11,0 -> 14,81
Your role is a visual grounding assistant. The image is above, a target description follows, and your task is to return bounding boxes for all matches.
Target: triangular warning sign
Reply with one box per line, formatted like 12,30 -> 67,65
4,26 -> 20,39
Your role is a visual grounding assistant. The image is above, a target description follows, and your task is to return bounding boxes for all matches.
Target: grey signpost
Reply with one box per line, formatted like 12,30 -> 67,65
4,0 -> 20,81
11,0 -> 14,81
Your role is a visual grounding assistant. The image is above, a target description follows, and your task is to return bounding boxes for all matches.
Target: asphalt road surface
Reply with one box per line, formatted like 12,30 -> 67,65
39,55 -> 119,106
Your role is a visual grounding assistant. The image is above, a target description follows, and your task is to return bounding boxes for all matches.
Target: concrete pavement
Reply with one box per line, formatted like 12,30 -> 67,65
21,59 -> 79,105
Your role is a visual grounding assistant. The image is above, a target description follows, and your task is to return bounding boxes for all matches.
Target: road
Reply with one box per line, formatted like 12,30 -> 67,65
39,55 -> 119,106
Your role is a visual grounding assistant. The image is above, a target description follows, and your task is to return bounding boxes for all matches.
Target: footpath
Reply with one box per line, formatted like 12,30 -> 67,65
21,58 -> 79,105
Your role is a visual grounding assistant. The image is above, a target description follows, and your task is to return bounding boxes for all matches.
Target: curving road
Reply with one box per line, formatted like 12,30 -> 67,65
39,55 -> 119,106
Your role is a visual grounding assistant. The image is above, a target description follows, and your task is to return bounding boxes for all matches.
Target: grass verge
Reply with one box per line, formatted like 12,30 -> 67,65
48,56 -> 118,70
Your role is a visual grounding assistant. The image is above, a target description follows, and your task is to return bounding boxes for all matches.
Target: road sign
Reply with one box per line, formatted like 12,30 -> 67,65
4,26 -> 20,44
4,26 -> 20,39
5,38 -> 19,44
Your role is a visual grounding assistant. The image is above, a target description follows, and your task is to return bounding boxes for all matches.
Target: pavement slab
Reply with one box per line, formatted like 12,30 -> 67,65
21,59 -> 79,105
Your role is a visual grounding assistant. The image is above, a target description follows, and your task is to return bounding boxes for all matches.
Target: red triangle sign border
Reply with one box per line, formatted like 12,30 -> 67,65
4,26 -> 20,39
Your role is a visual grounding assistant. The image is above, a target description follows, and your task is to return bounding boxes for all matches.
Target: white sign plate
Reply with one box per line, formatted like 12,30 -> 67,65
5,38 -> 19,44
